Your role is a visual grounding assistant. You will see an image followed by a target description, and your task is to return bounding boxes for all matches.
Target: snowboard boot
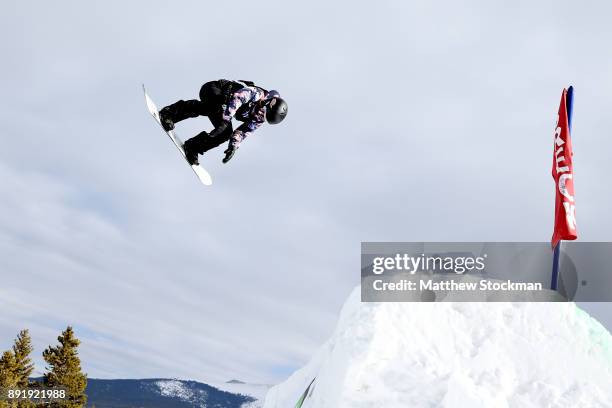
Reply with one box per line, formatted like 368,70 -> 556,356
183,135 -> 206,166
158,107 -> 175,132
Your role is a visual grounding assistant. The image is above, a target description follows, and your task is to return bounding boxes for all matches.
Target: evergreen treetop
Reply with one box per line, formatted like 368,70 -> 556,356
11,330 -> 34,388
43,327 -> 87,408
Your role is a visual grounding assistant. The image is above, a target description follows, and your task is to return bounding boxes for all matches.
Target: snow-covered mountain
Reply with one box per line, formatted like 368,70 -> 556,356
263,287 -> 612,408
209,379 -> 271,406
86,378 -> 267,408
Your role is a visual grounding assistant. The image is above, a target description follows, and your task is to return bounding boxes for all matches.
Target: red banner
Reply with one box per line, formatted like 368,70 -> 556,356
551,89 -> 577,248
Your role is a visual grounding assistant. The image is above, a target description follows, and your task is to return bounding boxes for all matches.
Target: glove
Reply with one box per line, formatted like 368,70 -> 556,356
222,146 -> 236,163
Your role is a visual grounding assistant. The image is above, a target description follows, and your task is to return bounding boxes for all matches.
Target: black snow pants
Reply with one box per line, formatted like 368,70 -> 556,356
160,80 -> 242,154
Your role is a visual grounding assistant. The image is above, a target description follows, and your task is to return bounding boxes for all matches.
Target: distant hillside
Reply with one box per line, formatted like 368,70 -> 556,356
86,378 -> 258,408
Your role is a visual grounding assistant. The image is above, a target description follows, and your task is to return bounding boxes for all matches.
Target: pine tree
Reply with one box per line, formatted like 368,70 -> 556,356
0,350 -> 17,386
11,331 -> 34,388
0,351 -> 18,408
42,327 -> 87,408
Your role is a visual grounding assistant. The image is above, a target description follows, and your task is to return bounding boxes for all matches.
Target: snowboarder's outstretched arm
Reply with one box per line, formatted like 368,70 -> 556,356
222,121 -> 263,163
229,121 -> 264,149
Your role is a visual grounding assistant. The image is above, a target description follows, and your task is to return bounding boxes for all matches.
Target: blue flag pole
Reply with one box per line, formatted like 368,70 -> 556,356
551,244 -> 561,290
551,86 -> 574,291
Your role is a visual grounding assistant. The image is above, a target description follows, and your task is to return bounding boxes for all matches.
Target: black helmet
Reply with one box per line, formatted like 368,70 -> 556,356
265,93 -> 288,124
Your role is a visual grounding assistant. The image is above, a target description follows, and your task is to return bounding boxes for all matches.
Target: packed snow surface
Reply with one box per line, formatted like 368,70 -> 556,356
264,287 -> 612,408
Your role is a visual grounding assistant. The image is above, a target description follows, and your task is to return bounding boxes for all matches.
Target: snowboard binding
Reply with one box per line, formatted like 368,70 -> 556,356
159,108 -> 175,132
183,138 -> 202,166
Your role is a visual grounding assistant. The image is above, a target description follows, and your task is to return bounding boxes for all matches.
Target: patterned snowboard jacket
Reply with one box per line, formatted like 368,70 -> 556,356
223,87 -> 280,149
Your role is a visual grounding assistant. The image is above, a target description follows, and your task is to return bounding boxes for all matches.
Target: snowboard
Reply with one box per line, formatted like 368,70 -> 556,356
143,85 -> 212,186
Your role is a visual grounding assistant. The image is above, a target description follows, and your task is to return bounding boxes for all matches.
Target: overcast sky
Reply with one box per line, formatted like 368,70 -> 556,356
1,0 -> 611,385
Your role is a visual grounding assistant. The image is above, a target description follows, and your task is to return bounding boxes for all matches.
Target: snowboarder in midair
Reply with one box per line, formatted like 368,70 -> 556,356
158,79 -> 288,165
